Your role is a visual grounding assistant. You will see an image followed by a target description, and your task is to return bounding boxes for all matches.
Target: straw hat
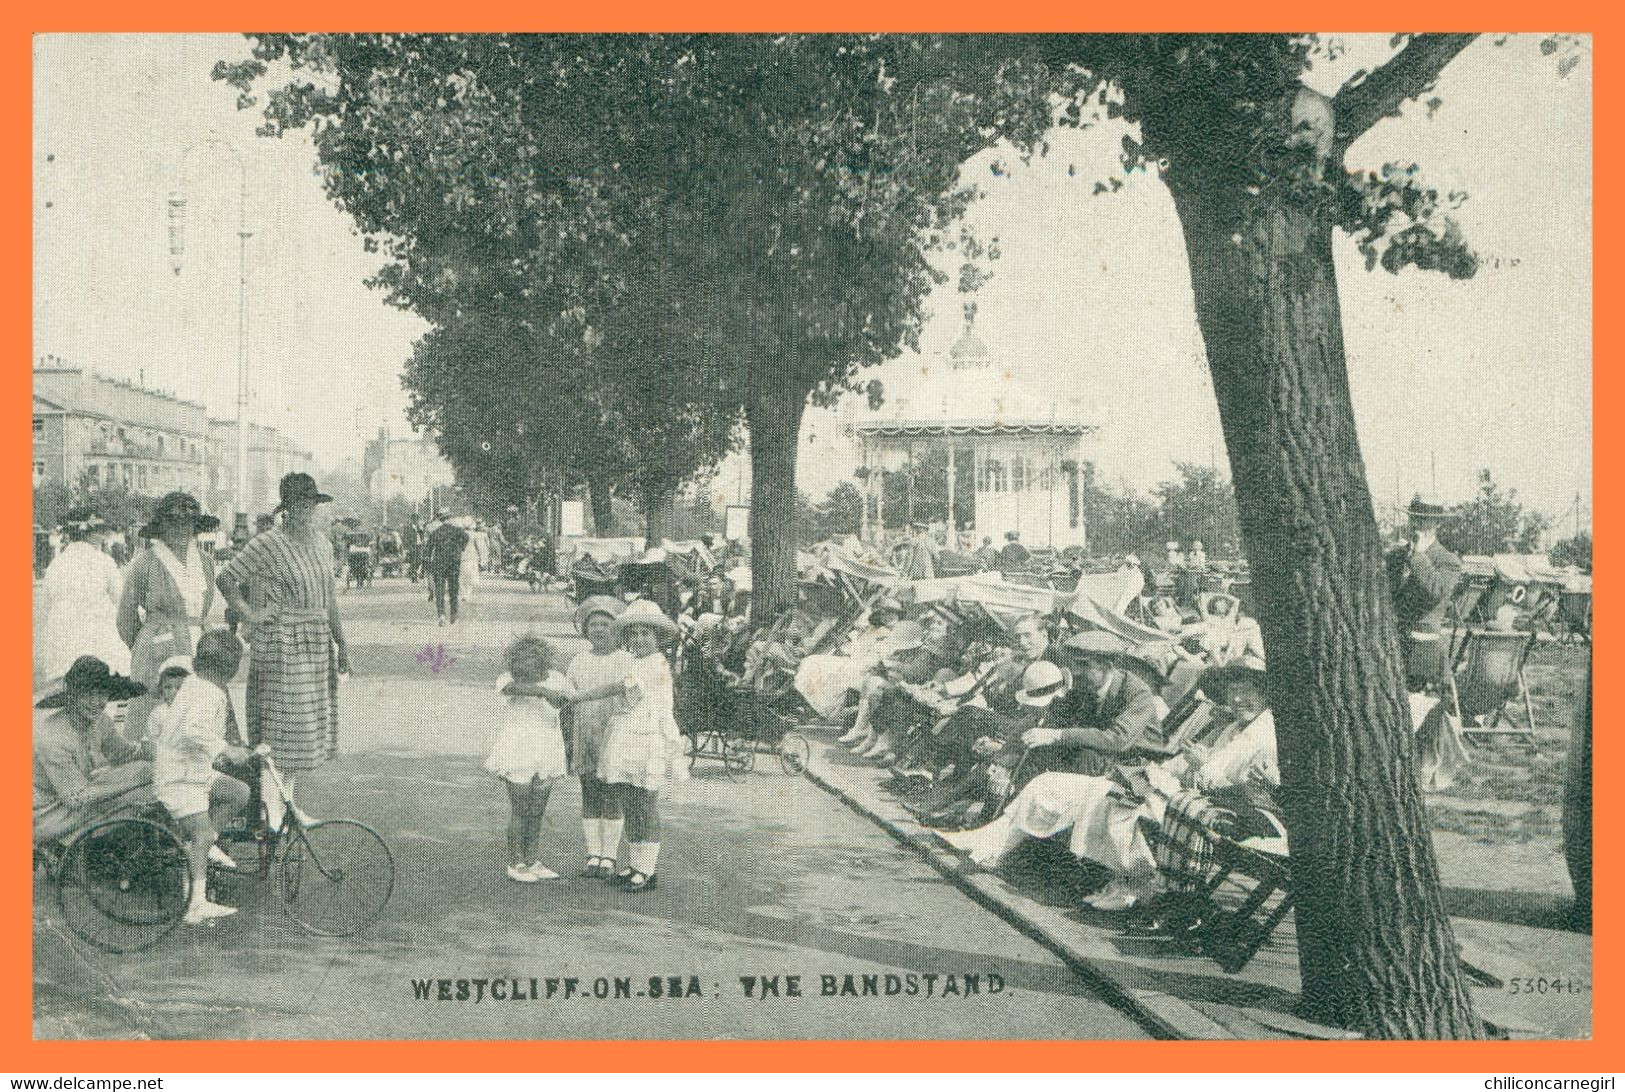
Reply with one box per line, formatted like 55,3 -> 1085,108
36,656 -> 147,709
575,594 -> 625,635
1016,660 -> 1071,708
611,598 -> 677,638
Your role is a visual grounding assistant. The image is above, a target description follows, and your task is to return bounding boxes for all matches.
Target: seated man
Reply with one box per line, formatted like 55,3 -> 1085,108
152,629 -> 256,924
1012,631 -> 1165,790
33,656 -> 154,846
892,613 -> 1057,779
905,659 -> 1072,829
940,664 -> 1277,912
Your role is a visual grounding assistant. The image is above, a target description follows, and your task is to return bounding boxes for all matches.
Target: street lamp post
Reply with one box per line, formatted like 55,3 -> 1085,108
169,136 -> 252,538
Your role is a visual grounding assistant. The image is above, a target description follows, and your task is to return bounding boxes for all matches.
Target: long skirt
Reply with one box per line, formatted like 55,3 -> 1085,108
246,618 -> 339,773
939,771 -> 1156,883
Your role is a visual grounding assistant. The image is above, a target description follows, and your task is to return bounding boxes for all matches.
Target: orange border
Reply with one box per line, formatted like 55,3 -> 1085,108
10,1 -> 1612,1073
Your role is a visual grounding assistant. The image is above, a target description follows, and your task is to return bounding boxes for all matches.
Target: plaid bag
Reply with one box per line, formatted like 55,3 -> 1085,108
1152,789 -> 1229,892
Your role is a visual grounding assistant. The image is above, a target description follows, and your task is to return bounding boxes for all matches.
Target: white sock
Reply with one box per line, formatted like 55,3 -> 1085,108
601,819 -> 624,863
629,841 -> 660,876
582,819 -> 601,858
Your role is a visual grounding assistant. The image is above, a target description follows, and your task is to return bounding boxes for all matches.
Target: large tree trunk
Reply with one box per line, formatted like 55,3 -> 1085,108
640,477 -> 676,550
587,475 -> 614,537
1167,177 -> 1482,1039
746,387 -> 808,626
1562,666 -> 1592,932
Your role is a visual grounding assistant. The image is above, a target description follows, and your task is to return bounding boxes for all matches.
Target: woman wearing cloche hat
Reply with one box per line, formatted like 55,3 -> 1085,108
115,492 -> 223,741
215,473 -> 350,819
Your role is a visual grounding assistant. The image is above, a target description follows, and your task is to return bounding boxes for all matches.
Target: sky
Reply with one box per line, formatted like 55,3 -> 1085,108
33,34 -> 1592,528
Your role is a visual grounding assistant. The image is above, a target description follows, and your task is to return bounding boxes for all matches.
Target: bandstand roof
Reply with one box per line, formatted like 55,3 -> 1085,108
849,312 -> 1096,443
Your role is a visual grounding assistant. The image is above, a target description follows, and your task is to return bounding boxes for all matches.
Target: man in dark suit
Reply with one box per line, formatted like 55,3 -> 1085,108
996,531 -> 1031,574
1385,495 -> 1462,691
424,511 -> 471,626
1013,631 -> 1164,790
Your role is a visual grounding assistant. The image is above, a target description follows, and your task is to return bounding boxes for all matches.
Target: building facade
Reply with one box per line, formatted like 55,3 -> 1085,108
362,430 -> 456,514
849,313 -> 1100,550
206,419 -> 316,520
33,357 -> 209,501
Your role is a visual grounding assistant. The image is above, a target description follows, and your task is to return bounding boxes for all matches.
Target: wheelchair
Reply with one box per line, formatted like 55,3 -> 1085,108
37,747 -> 395,953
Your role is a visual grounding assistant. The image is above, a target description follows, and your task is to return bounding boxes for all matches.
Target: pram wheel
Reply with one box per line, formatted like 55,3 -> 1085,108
777,731 -> 810,776
723,738 -> 756,779
55,817 -> 192,953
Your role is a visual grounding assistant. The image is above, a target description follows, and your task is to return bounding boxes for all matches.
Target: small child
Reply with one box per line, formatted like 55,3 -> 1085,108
152,631 -> 254,924
591,600 -> 688,892
486,635 -> 576,882
141,655 -> 195,760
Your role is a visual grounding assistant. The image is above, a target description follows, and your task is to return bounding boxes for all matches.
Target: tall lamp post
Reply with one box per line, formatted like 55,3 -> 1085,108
168,136 -> 252,539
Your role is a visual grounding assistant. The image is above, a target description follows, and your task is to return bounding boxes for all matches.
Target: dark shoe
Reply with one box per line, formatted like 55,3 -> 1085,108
581,855 -> 603,878
623,871 -> 657,892
595,858 -> 618,881
610,865 -> 635,886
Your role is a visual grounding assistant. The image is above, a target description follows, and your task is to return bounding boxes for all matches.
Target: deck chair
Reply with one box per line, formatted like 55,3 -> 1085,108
1556,591 -> 1592,645
1446,628 -> 1539,751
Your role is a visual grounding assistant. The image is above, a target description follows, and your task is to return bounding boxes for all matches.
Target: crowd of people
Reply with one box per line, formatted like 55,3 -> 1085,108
29,476 -> 1508,933
34,473 -> 351,923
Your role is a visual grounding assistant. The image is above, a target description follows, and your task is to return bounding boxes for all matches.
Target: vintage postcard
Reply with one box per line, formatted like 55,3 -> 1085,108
29,30 -> 1592,1052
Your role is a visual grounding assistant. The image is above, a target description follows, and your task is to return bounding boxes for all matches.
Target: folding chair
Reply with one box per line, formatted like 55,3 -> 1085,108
1556,590 -> 1592,645
1447,628 -> 1539,751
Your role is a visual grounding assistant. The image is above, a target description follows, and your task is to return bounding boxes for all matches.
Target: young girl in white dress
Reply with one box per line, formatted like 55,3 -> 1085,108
583,600 -> 686,892
486,635 -> 576,882
564,596 -> 632,879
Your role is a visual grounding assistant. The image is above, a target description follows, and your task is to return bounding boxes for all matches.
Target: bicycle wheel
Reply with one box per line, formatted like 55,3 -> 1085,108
777,731 -> 811,776
723,737 -> 757,779
57,818 -> 191,953
278,820 -> 395,937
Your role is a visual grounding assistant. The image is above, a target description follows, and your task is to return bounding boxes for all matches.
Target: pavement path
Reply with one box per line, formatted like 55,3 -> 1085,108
34,575 -> 1149,1041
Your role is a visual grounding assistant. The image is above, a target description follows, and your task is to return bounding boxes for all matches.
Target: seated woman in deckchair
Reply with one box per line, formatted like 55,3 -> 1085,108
938,665 -> 1276,913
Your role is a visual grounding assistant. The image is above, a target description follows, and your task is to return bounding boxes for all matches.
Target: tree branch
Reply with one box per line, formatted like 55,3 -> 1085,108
1332,34 -> 1478,150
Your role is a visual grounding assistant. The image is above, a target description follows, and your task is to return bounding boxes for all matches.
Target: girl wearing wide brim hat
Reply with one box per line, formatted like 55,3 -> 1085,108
565,595 -> 634,879
589,599 -> 686,892
117,492 -> 219,742
40,506 -> 130,687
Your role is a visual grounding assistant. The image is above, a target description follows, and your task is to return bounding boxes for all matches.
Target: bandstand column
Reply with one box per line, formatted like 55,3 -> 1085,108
946,441 -> 957,540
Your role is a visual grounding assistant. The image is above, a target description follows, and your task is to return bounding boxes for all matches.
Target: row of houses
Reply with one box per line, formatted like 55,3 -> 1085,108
32,357 -> 314,521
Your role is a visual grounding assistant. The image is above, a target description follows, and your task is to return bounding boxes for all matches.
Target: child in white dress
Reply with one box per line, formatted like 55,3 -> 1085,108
586,600 -> 687,892
564,596 -> 632,879
486,635 -> 576,882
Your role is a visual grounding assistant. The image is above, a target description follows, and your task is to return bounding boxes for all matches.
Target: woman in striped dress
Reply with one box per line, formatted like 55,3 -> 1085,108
216,473 -> 351,813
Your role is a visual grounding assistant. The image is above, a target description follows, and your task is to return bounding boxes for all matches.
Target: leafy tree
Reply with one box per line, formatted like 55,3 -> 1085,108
32,480 -> 74,531
799,481 -> 865,543
974,32 -> 1585,1035
1439,469 -> 1551,557
1080,470 -> 1159,558
219,36 -> 741,550
1149,461 -> 1242,558
1549,530 -> 1592,572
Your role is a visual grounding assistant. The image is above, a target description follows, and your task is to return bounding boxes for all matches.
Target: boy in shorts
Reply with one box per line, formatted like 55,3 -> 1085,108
153,629 -> 254,923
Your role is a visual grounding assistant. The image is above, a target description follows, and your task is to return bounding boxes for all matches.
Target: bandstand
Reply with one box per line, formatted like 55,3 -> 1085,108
849,309 -> 1099,550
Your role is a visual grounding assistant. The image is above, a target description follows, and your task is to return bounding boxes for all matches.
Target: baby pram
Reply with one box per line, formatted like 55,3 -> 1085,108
674,616 -> 811,778
343,532 -> 374,589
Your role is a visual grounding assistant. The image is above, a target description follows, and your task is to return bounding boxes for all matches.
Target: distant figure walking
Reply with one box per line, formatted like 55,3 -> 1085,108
424,512 -> 470,626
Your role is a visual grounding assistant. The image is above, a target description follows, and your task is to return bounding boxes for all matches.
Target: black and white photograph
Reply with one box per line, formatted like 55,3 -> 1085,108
31,32 -> 1591,1044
